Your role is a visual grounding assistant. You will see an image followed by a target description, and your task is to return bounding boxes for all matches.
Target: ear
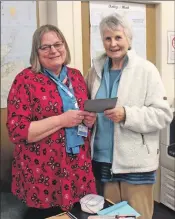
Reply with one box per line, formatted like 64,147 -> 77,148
125,36 -> 131,50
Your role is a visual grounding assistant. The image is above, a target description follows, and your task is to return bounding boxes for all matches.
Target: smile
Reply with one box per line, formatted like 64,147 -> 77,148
110,49 -> 120,52
49,56 -> 60,59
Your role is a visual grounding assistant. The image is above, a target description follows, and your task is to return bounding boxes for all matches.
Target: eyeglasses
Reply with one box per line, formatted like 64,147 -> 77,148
38,42 -> 64,53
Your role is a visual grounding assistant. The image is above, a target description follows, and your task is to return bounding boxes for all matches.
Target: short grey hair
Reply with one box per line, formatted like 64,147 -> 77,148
30,24 -> 71,73
99,13 -> 133,48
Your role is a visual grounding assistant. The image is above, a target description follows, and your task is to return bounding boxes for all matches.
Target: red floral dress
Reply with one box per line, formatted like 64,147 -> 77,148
7,67 -> 96,210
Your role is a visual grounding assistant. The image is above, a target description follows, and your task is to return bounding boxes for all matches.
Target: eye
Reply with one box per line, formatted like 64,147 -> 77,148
115,36 -> 122,40
40,45 -> 50,51
54,43 -> 62,48
53,42 -> 63,50
104,37 -> 111,41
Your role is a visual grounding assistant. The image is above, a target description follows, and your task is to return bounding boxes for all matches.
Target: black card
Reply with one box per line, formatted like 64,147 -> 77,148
84,98 -> 118,113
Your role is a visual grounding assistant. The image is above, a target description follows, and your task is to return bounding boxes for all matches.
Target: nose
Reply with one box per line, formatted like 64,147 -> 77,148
111,39 -> 117,47
50,45 -> 57,53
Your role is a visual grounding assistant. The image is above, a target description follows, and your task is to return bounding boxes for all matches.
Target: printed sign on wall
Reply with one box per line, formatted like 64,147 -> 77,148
168,31 -> 175,64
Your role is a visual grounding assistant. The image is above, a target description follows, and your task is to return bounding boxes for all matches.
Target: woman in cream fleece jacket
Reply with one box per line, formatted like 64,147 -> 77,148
85,13 -> 173,219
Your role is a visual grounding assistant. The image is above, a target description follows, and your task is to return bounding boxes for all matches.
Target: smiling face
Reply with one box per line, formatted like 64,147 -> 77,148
38,31 -> 67,75
102,25 -> 130,68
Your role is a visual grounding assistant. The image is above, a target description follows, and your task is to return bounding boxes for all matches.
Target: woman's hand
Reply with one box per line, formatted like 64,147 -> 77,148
83,112 -> 97,128
60,110 -> 89,128
104,106 -> 126,123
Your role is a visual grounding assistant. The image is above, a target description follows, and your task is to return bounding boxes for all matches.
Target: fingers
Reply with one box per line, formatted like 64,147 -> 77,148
83,111 -> 97,117
78,110 -> 91,116
77,111 -> 96,126
105,113 -> 124,123
78,115 -> 84,120
75,113 -> 84,123
75,110 -> 96,117
106,115 -> 113,119
67,110 -> 96,127
83,114 -> 96,128
84,115 -> 93,120
104,108 -> 116,116
83,119 -> 93,128
70,110 -> 85,119
65,110 -> 84,126
84,114 -> 96,121
88,112 -> 96,117
83,112 -> 96,120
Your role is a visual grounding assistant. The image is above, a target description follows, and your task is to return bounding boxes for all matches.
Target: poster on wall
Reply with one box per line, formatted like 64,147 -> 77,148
1,1 -> 37,108
89,1 -> 146,62
167,31 -> 175,64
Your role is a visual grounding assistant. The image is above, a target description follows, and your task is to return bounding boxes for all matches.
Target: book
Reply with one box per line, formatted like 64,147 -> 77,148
97,201 -> 140,218
45,211 -> 78,219
45,212 -> 70,219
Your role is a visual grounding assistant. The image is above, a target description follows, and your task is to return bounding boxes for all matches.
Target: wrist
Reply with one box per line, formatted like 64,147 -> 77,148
56,114 -> 64,129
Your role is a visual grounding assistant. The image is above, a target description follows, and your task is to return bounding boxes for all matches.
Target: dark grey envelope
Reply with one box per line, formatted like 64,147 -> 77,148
84,97 -> 118,113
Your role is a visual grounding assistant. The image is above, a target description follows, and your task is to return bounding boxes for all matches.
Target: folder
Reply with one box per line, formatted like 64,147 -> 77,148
97,201 -> 140,218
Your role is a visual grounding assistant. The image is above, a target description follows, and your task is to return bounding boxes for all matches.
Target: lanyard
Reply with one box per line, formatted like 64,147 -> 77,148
51,76 -> 74,99
44,69 -> 79,109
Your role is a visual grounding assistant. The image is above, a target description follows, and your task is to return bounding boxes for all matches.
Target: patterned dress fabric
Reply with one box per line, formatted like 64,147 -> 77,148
6,67 -> 96,211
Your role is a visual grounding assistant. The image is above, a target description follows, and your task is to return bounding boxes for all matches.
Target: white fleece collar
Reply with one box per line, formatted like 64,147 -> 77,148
92,49 -> 137,78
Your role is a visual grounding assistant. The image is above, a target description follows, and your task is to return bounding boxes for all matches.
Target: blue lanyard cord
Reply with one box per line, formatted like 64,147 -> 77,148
44,68 -> 79,110
51,76 -> 74,98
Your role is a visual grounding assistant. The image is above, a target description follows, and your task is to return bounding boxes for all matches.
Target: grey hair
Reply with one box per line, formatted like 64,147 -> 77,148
99,13 -> 133,49
30,24 -> 71,73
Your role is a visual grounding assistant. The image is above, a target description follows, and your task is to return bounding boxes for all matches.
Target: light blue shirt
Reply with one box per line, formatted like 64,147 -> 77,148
93,65 -> 121,163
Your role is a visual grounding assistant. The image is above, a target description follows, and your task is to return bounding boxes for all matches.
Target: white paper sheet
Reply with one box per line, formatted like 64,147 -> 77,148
89,1 -> 146,62
168,31 -> 175,64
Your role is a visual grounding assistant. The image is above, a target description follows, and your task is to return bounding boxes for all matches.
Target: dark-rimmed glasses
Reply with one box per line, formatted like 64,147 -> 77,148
38,42 -> 64,53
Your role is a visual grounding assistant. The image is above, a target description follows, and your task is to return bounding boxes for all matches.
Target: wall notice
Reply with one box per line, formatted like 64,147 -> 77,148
89,1 -> 146,62
168,31 -> 175,64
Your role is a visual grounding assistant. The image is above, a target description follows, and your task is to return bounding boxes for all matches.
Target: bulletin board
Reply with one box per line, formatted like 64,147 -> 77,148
0,1 -> 39,190
1,1 -> 39,108
81,2 -> 156,75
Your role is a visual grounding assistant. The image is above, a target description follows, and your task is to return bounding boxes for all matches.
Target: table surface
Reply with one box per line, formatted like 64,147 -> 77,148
22,199 -> 113,219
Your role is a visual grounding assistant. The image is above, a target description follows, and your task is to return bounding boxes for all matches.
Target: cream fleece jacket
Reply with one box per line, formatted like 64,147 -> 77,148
85,50 -> 173,174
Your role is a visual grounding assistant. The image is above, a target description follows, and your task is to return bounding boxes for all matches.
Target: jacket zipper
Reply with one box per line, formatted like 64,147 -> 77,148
110,168 -> 113,180
110,120 -> 114,180
141,134 -> 150,154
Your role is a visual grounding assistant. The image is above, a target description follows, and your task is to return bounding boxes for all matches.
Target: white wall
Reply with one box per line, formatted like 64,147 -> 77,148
38,1 -> 83,73
156,1 -> 175,108
47,1 -> 58,27
56,1 -> 83,73
38,1 -> 48,26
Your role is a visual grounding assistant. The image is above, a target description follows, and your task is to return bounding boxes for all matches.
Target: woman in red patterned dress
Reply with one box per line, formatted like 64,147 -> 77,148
6,24 -> 97,214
